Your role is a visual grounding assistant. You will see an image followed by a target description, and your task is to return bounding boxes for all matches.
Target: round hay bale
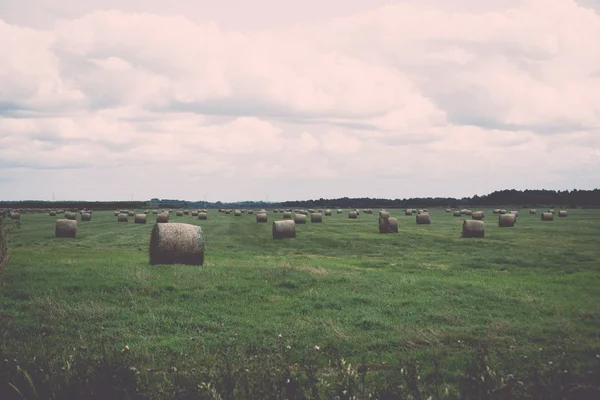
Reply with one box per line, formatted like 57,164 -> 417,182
453,210 -> 462,217
510,210 -> 519,217
55,219 -> 77,238
541,212 -> 554,221
461,209 -> 472,216
405,209 -> 413,216
462,220 -> 484,238
558,210 -> 567,217
422,208 -> 428,213
256,213 -> 268,223
379,210 -> 390,219
183,210 -> 190,215
176,211 -> 183,217
529,209 -> 536,215
308,209 -> 315,213
311,213 -> 323,223
283,211 -> 292,219
152,210 -> 158,214
498,214 -> 516,227
248,210 -> 254,215
118,213 -> 128,222
445,208 -> 452,213
234,210 -> 242,216
114,211 -> 119,216
144,210 -> 149,214
273,209 -> 279,214
191,211 -> 199,217
128,211 -> 135,217
379,217 -> 398,233
135,214 -> 147,224
471,211 -> 484,220
499,209 -> 507,215
198,212 -> 208,220
325,209 -> 332,216
548,209 -> 556,214
273,220 -> 296,239
156,213 -> 169,223
65,212 -> 76,220
493,209 -> 500,214
49,211 -> 56,216
416,213 -> 431,224
337,209 -> 343,214
81,212 -> 92,222
224,209 -> 231,214
149,223 -> 204,265
294,214 -> 307,224
348,211 -> 358,219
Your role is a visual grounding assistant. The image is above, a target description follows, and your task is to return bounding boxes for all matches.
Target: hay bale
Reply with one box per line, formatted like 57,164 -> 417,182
337,209 -> 343,214
248,210 -> 254,215
256,213 -> 268,223
416,213 -> 431,224
118,213 -> 128,222
191,211 -> 199,216
499,209 -> 507,215
325,209 -> 332,216
462,220 -> 484,238
379,217 -> 398,233
273,209 -> 279,213
379,210 -> 390,219
348,211 -> 358,219
55,219 -> 77,238
135,214 -> 147,224
548,209 -> 556,214
510,210 -> 519,217
294,214 -> 307,224
472,211 -> 484,220
81,212 -> 92,222
311,213 -> 323,223
453,210 -> 462,217
114,211 -> 119,216
498,214 -> 516,227
234,210 -> 242,216
128,211 -> 135,217
144,210 -> 149,214
273,220 -> 296,239
183,210 -> 190,215
308,209 -> 315,213
65,212 -> 76,220
224,209 -> 231,214
176,211 -> 183,216
156,213 -> 169,223
152,210 -> 158,214
493,209 -> 500,214
529,209 -> 536,215
283,211 -> 292,219
411,209 -> 418,213
445,208 -> 451,213
49,211 -> 56,216
558,210 -> 567,217
461,209 -> 472,216
541,212 -> 554,221
198,212 -> 208,220
405,209 -> 413,216
149,223 -> 204,265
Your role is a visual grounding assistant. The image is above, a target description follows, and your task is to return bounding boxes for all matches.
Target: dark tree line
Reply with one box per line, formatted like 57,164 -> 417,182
0,201 -> 147,210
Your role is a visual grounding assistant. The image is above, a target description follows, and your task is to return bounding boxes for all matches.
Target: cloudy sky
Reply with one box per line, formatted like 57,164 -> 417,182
1,0 -> 599,202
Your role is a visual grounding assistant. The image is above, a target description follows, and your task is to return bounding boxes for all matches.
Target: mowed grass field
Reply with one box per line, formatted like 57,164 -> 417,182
1,208 -> 600,396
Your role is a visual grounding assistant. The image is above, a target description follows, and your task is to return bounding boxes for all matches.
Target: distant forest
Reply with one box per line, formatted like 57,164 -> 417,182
1,189 -> 598,210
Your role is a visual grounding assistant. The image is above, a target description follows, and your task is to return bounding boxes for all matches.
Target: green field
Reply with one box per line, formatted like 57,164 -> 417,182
1,209 -> 599,398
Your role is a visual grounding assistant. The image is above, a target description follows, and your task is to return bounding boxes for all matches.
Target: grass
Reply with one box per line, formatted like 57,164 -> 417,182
1,209 -> 600,398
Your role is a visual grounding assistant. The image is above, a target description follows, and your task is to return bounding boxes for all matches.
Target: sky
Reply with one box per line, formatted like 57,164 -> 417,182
1,0 -> 599,202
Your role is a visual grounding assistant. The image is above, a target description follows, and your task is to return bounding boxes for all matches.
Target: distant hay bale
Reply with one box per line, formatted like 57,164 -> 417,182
156,213 -> 169,223
248,210 -> 254,215
198,212 -> 208,220
114,211 -> 119,216
558,210 -> 567,217
498,214 -> 516,227
256,213 -> 268,223
337,209 -> 343,214
499,209 -> 507,215
364,209 -> 373,214
224,209 -> 231,214
510,210 -> 519,217
65,212 -> 76,221
273,209 -> 279,213
10,212 -> 21,220
283,211 -> 292,219
81,212 -> 92,222
149,223 -> 205,265
411,209 -> 418,214
462,220 -> 484,238
422,208 -> 428,213
453,210 -> 462,217
118,213 -> 128,222
135,214 -> 147,224
308,209 -> 315,213
128,211 -> 135,217
379,217 -> 398,233
183,210 -> 189,215
294,214 -> 307,224
176,211 -> 183,216
445,208 -> 451,213
144,210 -> 149,214
152,210 -> 158,214
273,220 -> 296,239
379,210 -> 390,219
55,219 -> 77,238
472,211 -> 484,220
325,209 -> 332,216
416,213 -> 431,224
348,211 -> 358,219
405,209 -> 413,216
529,209 -> 536,215
311,213 -> 323,223
493,209 -> 501,214
49,211 -> 56,216
541,212 -> 554,221
461,209 -> 472,216
191,211 -> 199,216
234,210 -> 242,216
548,209 -> 556,214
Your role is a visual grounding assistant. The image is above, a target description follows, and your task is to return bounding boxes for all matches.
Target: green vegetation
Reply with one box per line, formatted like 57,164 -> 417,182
1,209 -> 599,398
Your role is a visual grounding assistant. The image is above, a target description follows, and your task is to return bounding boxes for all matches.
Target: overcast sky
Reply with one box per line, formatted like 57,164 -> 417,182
1,0 -> 599,202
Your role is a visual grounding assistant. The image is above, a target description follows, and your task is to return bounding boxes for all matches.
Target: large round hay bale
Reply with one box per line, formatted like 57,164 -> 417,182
128,211 -> 135,217
118,213 -> 128,222
453,210 -> 462,217
156,213 -> 169,223
10,212 -> 21,220
311,213 -> 323,223
337,209 -> 343,214
472,211 -> 484,220
405,209 -> 413,216
149,223 -> 205,265
416,213 -> 431,224
558,210 -> 567,217
461,209 -> 472,216
462,220 -> 484,238
325,209 -> 332,216
234,210 -> 242,217
248,210 -> 254,215
379,210 -> 390,219
55,219 -> 77,238
224,209 -> 231,214
256,213 -> 268,223
541,212 -> 554,221
135,214 -> 147,224
529,209 -> 536,215
176,211 -> 183,217
191,211 -> 199,217
273,220 -> 296,239
198,212 -> 208,220
498,214 -> 516,227
445,208 -> 452,213
49,211 -> 56,216
81,212 -> 92,222
283,211 -> 292,219
348,211 -> 358,219
379,217 -> 398,233
65,212 -> 76,220
294,214 -> 307,224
